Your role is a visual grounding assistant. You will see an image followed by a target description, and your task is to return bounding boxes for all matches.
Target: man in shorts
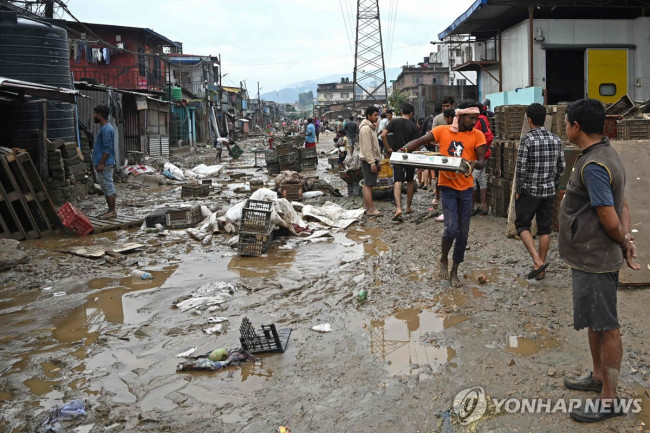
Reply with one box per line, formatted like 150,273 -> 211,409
515,102 -> 565,279
92,105 -> 117,219
381,103 -> 419,220
358,106 -> 381,216
558,99 -> 639,423
214,137 -> 234,162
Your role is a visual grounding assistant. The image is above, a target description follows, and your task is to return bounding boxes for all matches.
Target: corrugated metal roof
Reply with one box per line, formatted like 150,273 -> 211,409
438,0 -> 650,40
222,86 -> 242,93
0,76 -> 81,103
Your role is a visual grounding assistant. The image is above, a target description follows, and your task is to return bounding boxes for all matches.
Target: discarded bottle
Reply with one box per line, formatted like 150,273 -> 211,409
357,289 -> 368,303
131,270 -> 153,280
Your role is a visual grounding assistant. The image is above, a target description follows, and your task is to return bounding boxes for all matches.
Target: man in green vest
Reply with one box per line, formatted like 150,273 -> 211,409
558,98 -> 639,423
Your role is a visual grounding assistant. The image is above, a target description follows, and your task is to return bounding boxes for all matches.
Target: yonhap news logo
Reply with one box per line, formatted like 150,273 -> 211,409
452,387 -> 643,425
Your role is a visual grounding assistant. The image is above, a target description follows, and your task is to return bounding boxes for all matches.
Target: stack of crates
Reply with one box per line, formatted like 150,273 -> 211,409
265,149 -> 280,175
300,147 -> 318,171
276,143 -> 296,171
487,176 -> 511,218
548,105 -> 568,141
495,105 -> 527,139
617,119 -> 650,140
280,182 -> 302,201
238,199 -> 274,256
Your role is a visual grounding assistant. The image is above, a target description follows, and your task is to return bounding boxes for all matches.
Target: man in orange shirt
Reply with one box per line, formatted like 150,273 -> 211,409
402,100 -> 487,287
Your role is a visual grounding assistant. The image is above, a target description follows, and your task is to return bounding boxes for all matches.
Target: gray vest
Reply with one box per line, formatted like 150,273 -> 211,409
558,138 -> 625,273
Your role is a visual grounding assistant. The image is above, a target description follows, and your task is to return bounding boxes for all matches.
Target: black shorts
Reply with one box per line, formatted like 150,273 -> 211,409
514,192 -> 554,235
338,151 -> 347,163
392,164 -> 415,183
572,269 -> 619,331
361,160 -> 378,187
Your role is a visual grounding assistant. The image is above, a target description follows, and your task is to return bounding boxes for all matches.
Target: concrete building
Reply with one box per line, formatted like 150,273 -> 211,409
438,0 -> 650,107
317,78 -> 355,104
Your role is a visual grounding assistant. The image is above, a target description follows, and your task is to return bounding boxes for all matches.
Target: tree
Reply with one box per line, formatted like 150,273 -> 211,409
388,90 -> 408,115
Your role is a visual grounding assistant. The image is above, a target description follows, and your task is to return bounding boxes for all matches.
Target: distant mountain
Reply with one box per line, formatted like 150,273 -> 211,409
262,67 -> 402,104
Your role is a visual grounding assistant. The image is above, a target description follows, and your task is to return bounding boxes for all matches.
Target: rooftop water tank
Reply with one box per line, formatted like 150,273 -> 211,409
0,11 -> 76,158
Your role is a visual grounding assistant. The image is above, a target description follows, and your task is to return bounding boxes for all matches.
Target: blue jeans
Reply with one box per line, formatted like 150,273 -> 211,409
97,164 -> 116,196
440,186 -> 473,264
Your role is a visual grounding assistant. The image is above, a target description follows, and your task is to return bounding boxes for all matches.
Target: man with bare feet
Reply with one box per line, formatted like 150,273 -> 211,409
559,99 -> 639,423
402,100 -> 487,286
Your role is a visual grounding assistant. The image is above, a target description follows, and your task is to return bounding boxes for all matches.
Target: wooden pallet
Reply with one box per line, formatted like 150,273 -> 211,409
87,215 -> 144,233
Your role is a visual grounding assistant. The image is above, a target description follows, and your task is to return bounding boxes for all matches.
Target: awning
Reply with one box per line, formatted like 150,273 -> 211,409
0,76 -> 81,104
453,60 -> 500,72
438,0 -> 649,40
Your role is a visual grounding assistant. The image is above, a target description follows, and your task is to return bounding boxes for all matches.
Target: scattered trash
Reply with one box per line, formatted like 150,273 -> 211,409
37,399 -> 86,433
175,347 -> 197,358
131,269 -> 153,280
311,323 -> 332,333
207,316 -> 229,324
42,286 -> 53,291
208,348 -> 228,361
302,230 -> 334,243
190,164 -> 223,178
477,274 -> 488,284
53,292 -> 66,297
204,324 -> 224,335
163,162 -> 185,180
239,317 -> 291,354
176,348 -> 257,372
357,289 -> 368,303
66,243 -> 144,259
301,202 -> 365,228
276,427 -> 292,433
302,191 -> 324,199
632,229 -> 638,233
173,282 -> 235,312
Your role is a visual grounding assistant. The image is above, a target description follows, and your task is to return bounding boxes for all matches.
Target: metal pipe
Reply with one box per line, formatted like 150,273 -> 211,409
498,30 -> 503,92
529,2 -> 534,87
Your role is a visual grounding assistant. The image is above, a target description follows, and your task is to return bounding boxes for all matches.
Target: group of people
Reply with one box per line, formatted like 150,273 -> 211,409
350,97 -> 639,424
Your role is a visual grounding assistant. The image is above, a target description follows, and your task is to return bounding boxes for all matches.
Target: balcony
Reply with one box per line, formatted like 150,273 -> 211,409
71,65 -> 167,92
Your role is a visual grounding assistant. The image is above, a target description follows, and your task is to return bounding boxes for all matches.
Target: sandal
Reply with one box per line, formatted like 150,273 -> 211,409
527,263 -> 549,279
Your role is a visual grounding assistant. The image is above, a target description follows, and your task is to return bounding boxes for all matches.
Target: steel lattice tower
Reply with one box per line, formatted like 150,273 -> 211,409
352,0 -> 388,110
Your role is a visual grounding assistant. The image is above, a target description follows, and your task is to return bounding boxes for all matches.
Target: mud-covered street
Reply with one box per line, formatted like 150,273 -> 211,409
1,131 -> 648,433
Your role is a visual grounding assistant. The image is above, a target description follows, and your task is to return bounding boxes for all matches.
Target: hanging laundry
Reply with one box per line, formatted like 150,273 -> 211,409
92,48 -> 102,64
73,41 -> 82,62
103,47 -> 110,64
85,44 -> 92,63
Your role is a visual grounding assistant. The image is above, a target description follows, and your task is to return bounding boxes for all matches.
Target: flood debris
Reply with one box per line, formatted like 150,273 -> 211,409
173,281 -> 236,312
175,347 -> 197,358
36,399 -> 86,433
311,323 -> 333,333
0,239 -> 29,271
176,348 -> 257,372
65,242 -> 144,259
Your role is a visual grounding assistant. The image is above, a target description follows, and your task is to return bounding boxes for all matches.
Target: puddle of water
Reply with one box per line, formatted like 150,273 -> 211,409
23,377 -> 60,396
345,226 -> 389,257
506,324 -> 559,355
370,308 -> 467,376
41,361 -> 61,378
0,390 -> 13,401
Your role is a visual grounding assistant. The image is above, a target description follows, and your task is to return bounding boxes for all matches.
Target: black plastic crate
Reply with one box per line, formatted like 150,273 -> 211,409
267,162 -> 281,175
239,317 -> 291,354
276,143 -> 292,156
301,157 -> 318,171
238,227 -> 274,256
265,149 -> 278,163
181,184 -> 210,198
279,164 -> 294,172
240,199 -> 273,233
278,153 -> 295,165
300,147 -> 317,160
145,207 -> 168,228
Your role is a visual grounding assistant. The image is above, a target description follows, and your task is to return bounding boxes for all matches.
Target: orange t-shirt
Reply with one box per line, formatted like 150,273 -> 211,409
432,125 -> 487,191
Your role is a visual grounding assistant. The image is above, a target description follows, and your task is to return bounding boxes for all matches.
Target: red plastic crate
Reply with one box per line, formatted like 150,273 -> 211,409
57,202 -> 94,235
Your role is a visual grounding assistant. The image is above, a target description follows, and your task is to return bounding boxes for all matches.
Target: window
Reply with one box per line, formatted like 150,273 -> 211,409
599,83 -> 616,96
414,76 -> 422,84
138,48 -> 146,76
341,93 -> 348,99
153,56 -> 161,79
457,79 -> 467,86
413,92 -> 419,98
433,77 -> 437,84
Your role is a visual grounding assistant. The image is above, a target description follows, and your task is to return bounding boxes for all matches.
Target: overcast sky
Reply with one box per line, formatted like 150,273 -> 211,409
64,0 -> 476,91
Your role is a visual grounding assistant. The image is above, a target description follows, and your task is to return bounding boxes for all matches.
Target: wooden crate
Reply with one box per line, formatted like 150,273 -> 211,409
181,184 -> 210,198
617,119 -> 650,140
280,182 -> 302,201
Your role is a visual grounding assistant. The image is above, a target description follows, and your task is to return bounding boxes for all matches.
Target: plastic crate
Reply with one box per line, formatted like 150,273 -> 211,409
300,147 -> 317,160
379,159 -> 393,178
181,184 -> 210,198
166,205 -> 202,229
145,207 -> 168,228
267,162 -> 281,175
617,119 -> 650,140
265,149 -> 278,163
240,199 -> 273,233
278,153 -> 295,165
280,182 -> 302,201
301,157 -> 318,171
238,227 -> 274,256
57,202 -> 94,235
228,143 -> 244,159
603,115 -> 622,139
328,155 -> 339,170
276,143 -> 292,156
279,164 -> 294,172
239,317 -> 291,353
347,181 -> 362,197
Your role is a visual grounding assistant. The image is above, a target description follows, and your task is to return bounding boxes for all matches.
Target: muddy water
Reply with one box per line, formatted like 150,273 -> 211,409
369,308 -> 468,376
506,323 -> 559,356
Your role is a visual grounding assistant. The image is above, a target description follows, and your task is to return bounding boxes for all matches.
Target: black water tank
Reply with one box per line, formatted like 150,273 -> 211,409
0,11 -> 76,155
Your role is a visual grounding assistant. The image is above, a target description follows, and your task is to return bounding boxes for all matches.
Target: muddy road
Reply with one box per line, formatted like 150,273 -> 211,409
1,131 -> 649,432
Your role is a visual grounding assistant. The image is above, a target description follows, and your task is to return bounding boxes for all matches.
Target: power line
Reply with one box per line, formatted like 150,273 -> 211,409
338,0 -> 354,55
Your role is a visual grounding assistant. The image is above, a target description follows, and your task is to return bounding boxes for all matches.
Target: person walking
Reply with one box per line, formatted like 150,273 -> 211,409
359,106 -> 382,216
305,118 -> 316,148
92,105 -> 117,220
431,96 -> 455,129
515,103 -> 565,280
402,100 -> 487,287
344,115 -> 359,156
381,103 -> 419,221
472,102 -> 495,215
314,118 -> 321,143
558,99 -> 639,423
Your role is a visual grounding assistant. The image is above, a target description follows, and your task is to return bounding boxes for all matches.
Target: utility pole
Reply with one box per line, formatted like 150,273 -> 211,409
352,0 -> 388,112
257,81 -> 261,129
